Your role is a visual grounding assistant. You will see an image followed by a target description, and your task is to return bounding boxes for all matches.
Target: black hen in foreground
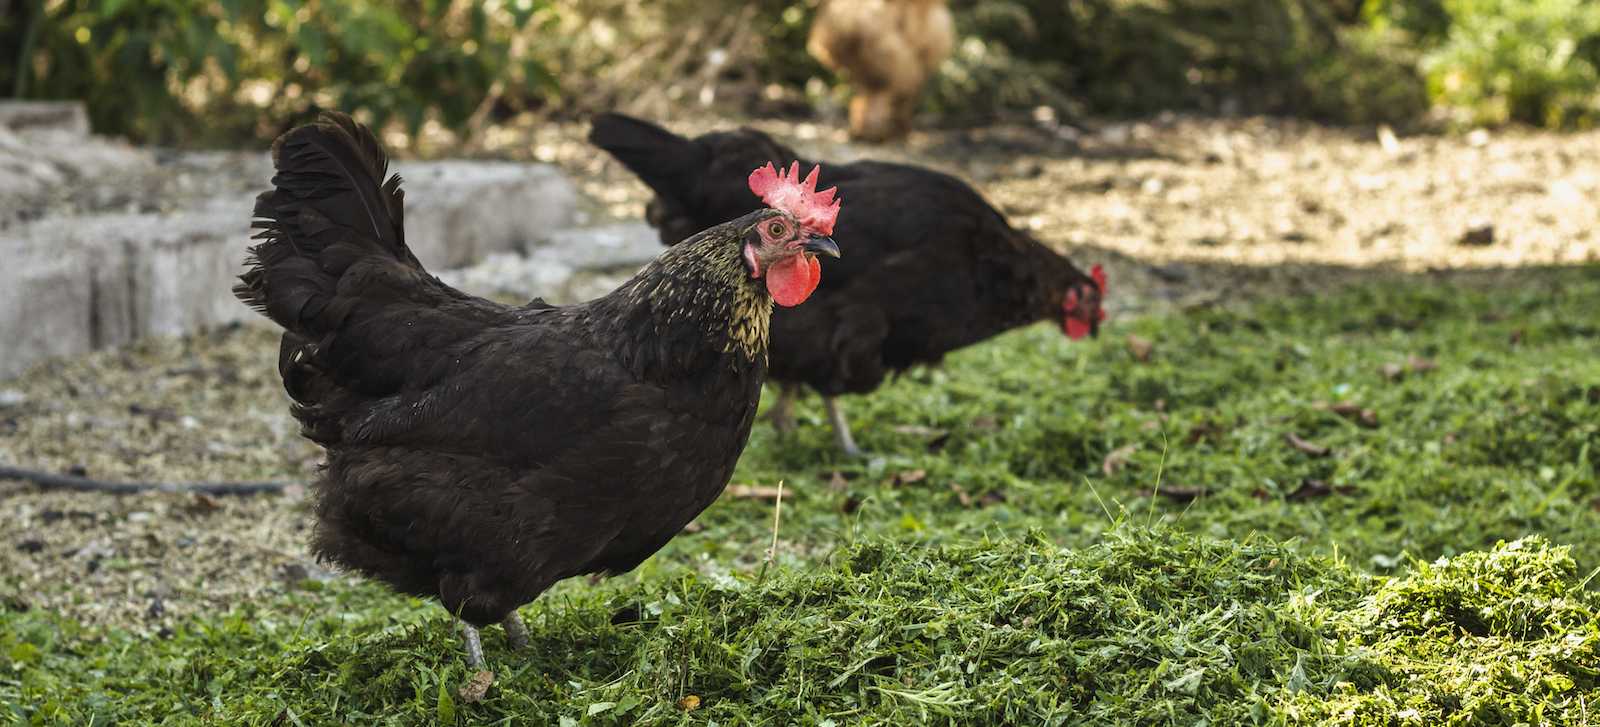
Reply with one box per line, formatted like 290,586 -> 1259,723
235,113 -> 840,666
590,112 -> 1105,456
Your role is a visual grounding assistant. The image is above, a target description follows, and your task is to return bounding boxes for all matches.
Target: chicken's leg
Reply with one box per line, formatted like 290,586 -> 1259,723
765,386 -> 798,434
824,396 -> 863,457
502,611 -> 530,651
458,620 -> 486,669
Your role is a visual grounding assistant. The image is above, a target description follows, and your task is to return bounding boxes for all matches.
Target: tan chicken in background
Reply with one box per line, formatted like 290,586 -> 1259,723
807,0 -> 954,143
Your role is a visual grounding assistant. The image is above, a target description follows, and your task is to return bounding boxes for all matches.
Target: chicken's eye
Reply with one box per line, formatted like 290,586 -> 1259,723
766,221 -> 786,238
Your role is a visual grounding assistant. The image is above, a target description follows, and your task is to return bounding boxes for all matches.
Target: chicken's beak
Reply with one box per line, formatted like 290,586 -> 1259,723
803,235 -> 841,258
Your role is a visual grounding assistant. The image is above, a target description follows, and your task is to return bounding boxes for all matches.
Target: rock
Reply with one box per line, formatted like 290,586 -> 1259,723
0,196 -> 257,378
27,129 -> 153,182
458,670 -> 495,703
435,252 -> 577,300
1376,125 -> 1401,154
0,110 -> 156,228
0,101 -> 90,136
1458,223 -> 1495,247
436,222 -> 661,302
530,222 -> 661,270
0,241 -> 95,376
396,160 -> 579,269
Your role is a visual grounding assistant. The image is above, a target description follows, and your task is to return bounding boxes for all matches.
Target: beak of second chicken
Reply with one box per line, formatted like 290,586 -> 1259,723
804,235 -> 841,258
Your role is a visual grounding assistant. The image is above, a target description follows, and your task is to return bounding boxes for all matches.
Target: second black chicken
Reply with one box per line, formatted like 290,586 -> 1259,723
590,112 -> 1106,456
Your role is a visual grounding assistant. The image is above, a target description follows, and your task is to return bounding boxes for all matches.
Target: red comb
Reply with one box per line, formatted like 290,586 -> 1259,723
1091,264 -> 1107,293
748,161 -> 841,236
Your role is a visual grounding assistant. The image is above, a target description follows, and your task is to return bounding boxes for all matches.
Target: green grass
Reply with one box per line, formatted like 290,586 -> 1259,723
4,268 -> 1599,725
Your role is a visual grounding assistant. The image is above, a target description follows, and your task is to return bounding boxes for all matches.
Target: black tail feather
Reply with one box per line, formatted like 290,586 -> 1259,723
588,112 -> 708,204
235,112 -> 414,334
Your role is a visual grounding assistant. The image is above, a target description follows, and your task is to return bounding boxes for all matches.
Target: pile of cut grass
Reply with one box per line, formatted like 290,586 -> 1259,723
4,532 -> 1596,724
2,267 -> 1598,724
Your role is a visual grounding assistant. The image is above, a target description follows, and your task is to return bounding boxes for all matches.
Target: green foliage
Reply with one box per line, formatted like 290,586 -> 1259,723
531,0 -> 823,119
1366,0 -> 1600,127
2,0 -> 556,144
2,268 -> 1599,723
7,0 -> 1600,137
1281,537 -> 1600,724
926,0 -> 1427,126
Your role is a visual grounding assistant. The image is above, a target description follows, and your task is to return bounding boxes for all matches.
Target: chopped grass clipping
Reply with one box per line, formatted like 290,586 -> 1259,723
4,530 -> 1596,724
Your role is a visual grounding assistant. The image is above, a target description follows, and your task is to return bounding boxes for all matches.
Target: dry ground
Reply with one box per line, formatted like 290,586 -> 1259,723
2,114 -> 1596,631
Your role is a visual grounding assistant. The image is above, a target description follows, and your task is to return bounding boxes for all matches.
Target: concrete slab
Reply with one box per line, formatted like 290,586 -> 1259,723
1,145 -> 603,379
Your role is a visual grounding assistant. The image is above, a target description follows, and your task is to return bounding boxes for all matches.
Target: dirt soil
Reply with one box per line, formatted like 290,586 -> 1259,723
3,114 -> 1596,632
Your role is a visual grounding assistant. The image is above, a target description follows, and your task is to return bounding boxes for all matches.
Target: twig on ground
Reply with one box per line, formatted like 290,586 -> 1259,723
0,464 -> 292,496
757,480 -> 785,583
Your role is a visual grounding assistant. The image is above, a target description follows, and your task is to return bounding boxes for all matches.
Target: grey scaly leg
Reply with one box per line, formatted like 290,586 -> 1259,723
824,396 -> 862,458
766,386 -> 797,434
502,611 -> 530,651
458,620 -> 485,669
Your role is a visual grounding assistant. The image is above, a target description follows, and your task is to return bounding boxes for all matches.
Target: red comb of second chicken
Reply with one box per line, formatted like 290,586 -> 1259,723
748,161 -> 841,236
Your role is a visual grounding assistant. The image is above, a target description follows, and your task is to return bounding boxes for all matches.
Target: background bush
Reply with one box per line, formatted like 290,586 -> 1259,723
1,0 -> 1596,145
1367,0 -> 1600,128
0,0 -> 555,144
924,0 -> 1426,126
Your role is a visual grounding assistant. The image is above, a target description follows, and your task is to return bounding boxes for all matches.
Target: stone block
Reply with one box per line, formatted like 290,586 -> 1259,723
434,222 -> 661,302
0,156 -> 583,379
0,241 -> 94,378
0,198 -> 254,378
0,101 -> 90,136
530,222 -> 663,270
396,161 -> 579,269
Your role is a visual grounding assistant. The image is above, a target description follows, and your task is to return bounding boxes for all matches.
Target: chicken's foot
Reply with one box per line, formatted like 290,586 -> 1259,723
502,611 -> 530,651
458,620 -> 486,669
824,396 -> 863,457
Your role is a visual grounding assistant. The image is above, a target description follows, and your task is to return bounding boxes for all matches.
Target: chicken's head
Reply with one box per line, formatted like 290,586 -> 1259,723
1061,264 -> 1107,340
743,162 -> 842,307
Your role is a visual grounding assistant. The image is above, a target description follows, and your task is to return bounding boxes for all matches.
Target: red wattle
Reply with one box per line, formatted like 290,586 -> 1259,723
1065,317 -> 1091,340
766,254 -> 821,307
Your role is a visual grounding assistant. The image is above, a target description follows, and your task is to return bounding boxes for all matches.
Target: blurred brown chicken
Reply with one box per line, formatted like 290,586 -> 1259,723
807,0 -> 954,142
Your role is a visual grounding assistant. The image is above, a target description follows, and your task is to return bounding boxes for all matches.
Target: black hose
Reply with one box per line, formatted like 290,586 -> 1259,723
0,464 -> 292,496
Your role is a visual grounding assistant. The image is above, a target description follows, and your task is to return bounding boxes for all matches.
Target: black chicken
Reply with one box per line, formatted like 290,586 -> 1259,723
590,112 -> 1105,456
235,113 -> 840,666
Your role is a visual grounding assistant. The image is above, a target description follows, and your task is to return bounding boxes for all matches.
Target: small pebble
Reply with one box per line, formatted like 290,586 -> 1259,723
1458,224 -> 1495,247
